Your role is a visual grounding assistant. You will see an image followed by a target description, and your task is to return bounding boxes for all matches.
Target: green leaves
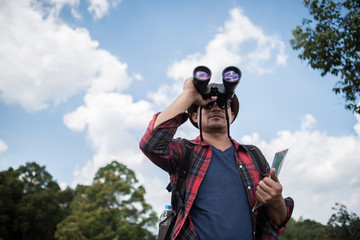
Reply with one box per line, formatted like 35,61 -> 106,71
280,203 -> 360,240
327,203 -> 360,240
55,161 -> 157,240
291,0 -> 360,113
0,162 -> 67,240
279,218 -> 327,240
0,161 -> 157,240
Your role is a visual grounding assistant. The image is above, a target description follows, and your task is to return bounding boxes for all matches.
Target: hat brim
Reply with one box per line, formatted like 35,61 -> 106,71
187,94 -> 239,129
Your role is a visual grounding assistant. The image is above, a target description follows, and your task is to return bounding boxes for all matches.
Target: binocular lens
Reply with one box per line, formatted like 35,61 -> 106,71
193,65 -> 241,100
223,70 -> 240,82
193,66 -> 212,96
194,71 -> 211,81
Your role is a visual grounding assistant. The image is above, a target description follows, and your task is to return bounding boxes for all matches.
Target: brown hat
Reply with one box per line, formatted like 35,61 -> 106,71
187,94 -> 239,128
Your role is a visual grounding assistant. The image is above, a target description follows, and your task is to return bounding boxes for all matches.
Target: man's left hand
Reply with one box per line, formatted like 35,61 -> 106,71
256,168 -> 283,206
256,168 -> 287,227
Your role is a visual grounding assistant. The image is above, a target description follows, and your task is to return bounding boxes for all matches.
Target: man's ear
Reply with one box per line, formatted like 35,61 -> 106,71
230,111 -> 235,123
191,111 -> 198,125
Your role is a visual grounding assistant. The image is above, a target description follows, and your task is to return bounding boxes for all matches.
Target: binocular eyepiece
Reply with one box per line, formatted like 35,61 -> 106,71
192,65 -> 241,100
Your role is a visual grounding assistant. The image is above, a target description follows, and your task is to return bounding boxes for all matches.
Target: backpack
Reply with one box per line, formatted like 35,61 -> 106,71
161,139 -> 268,240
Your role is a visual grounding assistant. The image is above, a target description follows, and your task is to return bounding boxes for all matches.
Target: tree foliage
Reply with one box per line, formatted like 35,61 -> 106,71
279,217 -> 327,240
1,161 -> 157,240
291,0 -> 360,113
280,203 -> 360,240
0,162 -> 71,240
55,161 -> 157,240
326,203 -> 360,239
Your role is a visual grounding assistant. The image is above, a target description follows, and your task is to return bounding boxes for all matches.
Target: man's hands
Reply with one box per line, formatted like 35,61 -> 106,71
256,168 -> 283,206
183,77 -> 210,107
153,77 -> 210,129
256,168 -> 287,227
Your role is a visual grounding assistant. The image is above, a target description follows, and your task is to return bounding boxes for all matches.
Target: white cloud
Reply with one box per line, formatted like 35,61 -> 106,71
354,111 -> 360,136
88,0 -> 122,19
150,7 -> 288,106
241,114 -> 360,223
0,0 -> 131,112
0,0 -> 156,215
0,139 -> 8,169
0,139 -> 8,153
64,92 -> 155,185
0,0 -> 157,209
46,0 -> 80,17
301,114 -> 317,131
167,8 -> 287,83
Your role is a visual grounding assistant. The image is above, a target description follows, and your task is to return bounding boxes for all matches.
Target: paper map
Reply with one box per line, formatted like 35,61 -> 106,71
271,148 -> 289,176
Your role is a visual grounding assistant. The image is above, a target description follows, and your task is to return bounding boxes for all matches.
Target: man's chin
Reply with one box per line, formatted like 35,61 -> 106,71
207,123 -> 227,131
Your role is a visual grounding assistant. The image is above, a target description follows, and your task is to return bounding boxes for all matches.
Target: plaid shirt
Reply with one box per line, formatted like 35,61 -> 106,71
139,112 -> 294,240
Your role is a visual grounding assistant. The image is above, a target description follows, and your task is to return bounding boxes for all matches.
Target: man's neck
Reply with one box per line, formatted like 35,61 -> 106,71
202,132 -> 233,151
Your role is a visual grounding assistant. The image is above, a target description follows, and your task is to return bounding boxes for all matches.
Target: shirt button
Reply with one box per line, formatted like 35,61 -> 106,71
239,165 -> 243,168
247,186 -> 251,190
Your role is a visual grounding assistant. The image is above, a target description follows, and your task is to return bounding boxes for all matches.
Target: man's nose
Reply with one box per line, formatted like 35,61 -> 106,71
211,102 -> 221,110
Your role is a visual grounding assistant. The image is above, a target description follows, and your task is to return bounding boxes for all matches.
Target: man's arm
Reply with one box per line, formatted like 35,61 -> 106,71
256,168 -> 288,227
153,78 -> 210,129
139,77 -> 210,172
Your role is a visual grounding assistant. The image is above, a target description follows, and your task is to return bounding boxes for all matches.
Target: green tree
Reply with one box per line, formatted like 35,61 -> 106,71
55,161 -> 158,240
0,167 -> 23,240
280,217 -> 327,240
290,0 -> 360,113
326,203 -> 360,239
0,162 -> 71,240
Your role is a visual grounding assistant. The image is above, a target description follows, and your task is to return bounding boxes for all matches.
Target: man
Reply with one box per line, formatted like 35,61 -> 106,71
139,76 -> 294,240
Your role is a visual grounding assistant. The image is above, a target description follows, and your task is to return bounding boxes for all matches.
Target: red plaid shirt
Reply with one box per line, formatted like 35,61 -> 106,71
139,113 -> 294,240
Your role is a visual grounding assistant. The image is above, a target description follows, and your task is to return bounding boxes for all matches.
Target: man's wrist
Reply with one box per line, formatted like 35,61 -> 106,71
179,90 -> 199,109
269,196 -> 286,210
266,197 -> 287,227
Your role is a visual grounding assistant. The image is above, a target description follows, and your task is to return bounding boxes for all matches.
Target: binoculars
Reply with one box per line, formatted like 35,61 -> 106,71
192,66 -> 241,101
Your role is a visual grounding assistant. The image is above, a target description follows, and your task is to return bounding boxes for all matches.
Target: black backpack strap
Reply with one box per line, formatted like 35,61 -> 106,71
245,145 -> 267,179
243,145 -> 269,240
166,139 -> 194,193
163,139 -> 194,240
178,140 -> 194,195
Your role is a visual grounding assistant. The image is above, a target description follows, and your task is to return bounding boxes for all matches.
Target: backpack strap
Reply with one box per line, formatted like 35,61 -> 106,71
175,139 -> 194,212
166,139 -> 194,193
163,139 -> 194,240
243,145 -> 270,240
165,139 -> 194,212
244,145 -> 268,179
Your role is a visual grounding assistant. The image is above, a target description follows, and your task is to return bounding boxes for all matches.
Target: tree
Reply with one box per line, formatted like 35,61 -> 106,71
290,0 -> 360,113
55,161 -> 158,240
326,203 -> 360,239
280,204 -> 360,240
0,167 -> 23,240
279,217 -> 327,240
0,162 -> 71,240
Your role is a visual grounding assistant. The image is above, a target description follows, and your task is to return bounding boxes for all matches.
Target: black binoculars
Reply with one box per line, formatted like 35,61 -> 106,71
192,66 -> 241,101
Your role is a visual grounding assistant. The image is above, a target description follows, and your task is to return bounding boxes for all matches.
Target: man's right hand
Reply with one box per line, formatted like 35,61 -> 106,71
153,77 -> 210,129
183,77 -> 210,107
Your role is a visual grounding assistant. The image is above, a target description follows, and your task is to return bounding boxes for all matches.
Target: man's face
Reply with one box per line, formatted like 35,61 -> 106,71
192,99 -> 235,133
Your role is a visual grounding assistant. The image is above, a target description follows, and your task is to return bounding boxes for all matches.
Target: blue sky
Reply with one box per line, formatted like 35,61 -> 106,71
1,0 -> 359,224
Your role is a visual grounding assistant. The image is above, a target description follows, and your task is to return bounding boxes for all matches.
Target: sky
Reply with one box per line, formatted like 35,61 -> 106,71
1,0 -> 359,225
